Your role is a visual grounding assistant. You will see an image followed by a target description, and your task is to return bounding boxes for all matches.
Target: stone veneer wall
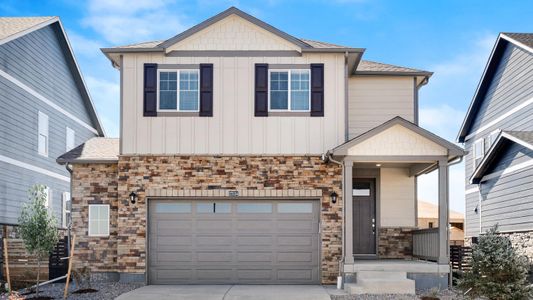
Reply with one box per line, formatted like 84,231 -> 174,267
115,155 -> 342,284
71,163 -> 119,272
466,231 -> 533,266
378,227 -> 413,259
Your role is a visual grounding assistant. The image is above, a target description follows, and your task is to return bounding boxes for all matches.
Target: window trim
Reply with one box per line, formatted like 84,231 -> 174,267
38,111 -> 49,157
44,186 -> 50,208
62,192 -> 70,228
268,69 -> 311,112
88,204 -> 110,237
66,127 -> 75,152
156,69 -> 200,113
487,129 -> 500,150
473,138 -> 484,170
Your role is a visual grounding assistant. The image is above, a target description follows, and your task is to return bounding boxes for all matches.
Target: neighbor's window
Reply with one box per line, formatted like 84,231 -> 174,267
44,186 -> 51,208
88,204 -> 109,236
269,69 -> 310,111
473,138 -> 484,169
487,130 -> 500,150
66,127 -> 75,152
38,111 -> 49,156
62,192 -> 70,228
158,70 -> 199,112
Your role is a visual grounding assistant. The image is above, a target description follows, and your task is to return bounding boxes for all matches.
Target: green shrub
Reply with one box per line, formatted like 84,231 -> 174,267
459,226 -> 532,300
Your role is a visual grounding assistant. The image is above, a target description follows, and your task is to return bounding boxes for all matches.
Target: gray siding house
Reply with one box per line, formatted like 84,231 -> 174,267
458,33 -> 533,252
0,17 -> 105,226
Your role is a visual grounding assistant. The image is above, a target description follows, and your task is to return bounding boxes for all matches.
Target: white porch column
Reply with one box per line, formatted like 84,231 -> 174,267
438,158 -> 449,264
344,160 -> 354,263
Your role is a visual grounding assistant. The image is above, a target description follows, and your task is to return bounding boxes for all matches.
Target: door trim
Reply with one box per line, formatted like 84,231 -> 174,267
352,168 -> 380,259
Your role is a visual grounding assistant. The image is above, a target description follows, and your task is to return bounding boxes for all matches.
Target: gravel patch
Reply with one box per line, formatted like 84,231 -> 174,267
18,281 -> 144,300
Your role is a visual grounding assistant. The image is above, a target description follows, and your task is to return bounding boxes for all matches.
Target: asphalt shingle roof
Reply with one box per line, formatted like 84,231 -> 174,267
57,138 -> 119,164
356,60 -> 431,74
504,131 -> 533,145
0,17 -> 55,41
502,32 -> 533,50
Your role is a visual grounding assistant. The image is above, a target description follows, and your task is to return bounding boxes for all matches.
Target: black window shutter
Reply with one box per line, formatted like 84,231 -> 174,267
143,63 -> 157,117
255,63 -> 268,117
310,63 -> 324,117
199,64 -> 213,117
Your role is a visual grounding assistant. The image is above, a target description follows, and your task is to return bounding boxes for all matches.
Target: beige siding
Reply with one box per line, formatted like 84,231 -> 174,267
380,167 -> 415,227
346,124 -> 448,156
167,15 -> 300,52
121,52 -> 345,155
348,76 -> 415,138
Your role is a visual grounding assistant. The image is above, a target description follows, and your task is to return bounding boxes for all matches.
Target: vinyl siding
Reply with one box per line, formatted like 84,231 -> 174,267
0,23 -> 99,224
464,42 -> 533,236
0,23 -> 94,125
121,52 -> 345,155
348,76 -> 414,139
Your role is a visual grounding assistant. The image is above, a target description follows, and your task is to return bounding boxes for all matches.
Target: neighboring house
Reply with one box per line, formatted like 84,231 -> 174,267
458,33 -> 533,257
0,17 -> 105,227
417,200 -> 464,246
58,7 -> 464,294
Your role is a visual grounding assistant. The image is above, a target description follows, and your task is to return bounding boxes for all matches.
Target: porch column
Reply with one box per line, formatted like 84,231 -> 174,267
344,160 -> 354,263
438,158 -> 449,264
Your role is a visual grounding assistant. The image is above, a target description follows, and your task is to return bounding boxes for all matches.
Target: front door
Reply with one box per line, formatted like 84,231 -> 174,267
353,178 -> 376,256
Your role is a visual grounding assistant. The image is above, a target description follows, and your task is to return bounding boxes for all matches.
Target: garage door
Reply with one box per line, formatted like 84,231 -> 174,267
148,199 -> 320,284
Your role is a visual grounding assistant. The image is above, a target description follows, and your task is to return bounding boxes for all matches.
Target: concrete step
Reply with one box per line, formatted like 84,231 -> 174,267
344,271 -> 416,295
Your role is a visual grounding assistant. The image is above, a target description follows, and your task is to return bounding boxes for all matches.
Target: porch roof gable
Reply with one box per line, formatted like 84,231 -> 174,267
331,117 -> 465,158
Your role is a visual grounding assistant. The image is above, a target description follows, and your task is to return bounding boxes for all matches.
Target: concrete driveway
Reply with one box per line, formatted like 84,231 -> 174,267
116,285 -> 342,300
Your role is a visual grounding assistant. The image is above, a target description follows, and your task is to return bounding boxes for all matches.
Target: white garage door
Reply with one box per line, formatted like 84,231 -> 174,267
148,199 -> 320,284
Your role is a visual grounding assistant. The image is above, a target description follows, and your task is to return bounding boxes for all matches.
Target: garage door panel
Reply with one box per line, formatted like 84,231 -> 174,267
148,199 -> 320,284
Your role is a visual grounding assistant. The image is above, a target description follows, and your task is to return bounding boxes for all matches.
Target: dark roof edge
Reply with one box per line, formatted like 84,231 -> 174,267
353,71 -> 433,77
159,7 -> 310,50
470,131 -> 533,183
57,158 -> 119,165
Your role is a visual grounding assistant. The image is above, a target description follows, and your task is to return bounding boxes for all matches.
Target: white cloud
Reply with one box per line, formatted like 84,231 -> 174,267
418,164 -> 465,214
82,0 -> 188,44
67,32 -> 103,58
85,76 -> 120,137
419,104 -> 465,141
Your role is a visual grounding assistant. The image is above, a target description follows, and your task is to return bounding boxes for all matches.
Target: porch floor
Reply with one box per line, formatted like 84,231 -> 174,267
344,259 -> 450,273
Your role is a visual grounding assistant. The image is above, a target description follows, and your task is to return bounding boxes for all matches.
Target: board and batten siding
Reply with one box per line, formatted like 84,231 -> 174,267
348,76 -> 415,139
464,42 -> 533,237
0,23 -> 99,225
121,53 -> 345,155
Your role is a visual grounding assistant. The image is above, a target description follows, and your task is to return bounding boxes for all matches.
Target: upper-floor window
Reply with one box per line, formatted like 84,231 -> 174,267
473,138 -> 484,169
269,69 -> 310,112
486,130 -> 499,150
66,127 -> 75,152
158,70 -> 199,112
38,111 -> 49,156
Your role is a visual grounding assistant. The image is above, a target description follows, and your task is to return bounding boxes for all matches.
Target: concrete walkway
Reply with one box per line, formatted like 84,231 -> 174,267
116,285 -> 341,300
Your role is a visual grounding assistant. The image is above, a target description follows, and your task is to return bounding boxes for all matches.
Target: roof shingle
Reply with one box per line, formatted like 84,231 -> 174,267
0,17 -> 55,41
57,138 -> 119,164
356,60 -> 431,75
502,32 -> 533,50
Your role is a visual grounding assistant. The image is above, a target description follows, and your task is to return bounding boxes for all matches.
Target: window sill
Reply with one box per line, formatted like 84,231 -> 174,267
268,112 -> 311,117
157,111 -> 200,117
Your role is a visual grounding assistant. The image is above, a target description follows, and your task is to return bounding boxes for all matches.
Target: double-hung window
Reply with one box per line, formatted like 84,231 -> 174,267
473,139 -> 484,169
269,69 -> 310,112
157,70 -> 199,112
38,111 -> 49,156
487,130 -> 499,150
66,127 -> 75,152
88,204 -> 110,236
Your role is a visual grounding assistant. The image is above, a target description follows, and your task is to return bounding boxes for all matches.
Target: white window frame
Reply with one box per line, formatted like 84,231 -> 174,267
66,127 -> 75,152
156,69 -> 200,113
268,69 -> 311,112
44,186 -> 51,208
88,204 -> 110,237
487,129 -> 500,150
62,192 -> 71,228
38,111 -> 49,157
473,138 -> 484,170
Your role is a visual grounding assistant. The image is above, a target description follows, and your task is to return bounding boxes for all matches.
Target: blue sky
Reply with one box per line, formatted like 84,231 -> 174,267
2,0 -> 532,212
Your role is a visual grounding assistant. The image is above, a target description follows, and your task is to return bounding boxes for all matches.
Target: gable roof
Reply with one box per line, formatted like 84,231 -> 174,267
0,16 -> 106,136
57,137 -> 119,164
470,131 -> 533,184
101,7 -> 364,56
331,116 -> 465,157
457,32 -> 533,143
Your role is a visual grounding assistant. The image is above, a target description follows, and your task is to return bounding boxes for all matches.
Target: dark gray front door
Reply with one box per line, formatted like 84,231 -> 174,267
353,178 -> 376,255
148,199 -> 320,284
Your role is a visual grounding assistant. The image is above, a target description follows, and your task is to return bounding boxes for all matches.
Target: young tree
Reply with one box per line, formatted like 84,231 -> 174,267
459,225 -> 532,300
17,184 -> 59,295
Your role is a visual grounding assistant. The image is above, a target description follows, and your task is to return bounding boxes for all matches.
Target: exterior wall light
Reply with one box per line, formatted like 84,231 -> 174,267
330,191 -> 338,204
129,191 -> 137,205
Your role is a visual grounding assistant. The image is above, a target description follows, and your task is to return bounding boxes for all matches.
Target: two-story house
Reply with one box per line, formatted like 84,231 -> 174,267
0,17 -> 105,228
58,7 -> 463,294
457,33 -> 533,257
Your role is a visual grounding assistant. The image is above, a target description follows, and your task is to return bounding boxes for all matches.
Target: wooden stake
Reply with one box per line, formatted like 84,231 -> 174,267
3,238 -> 11,293
63,234 -> 76,299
